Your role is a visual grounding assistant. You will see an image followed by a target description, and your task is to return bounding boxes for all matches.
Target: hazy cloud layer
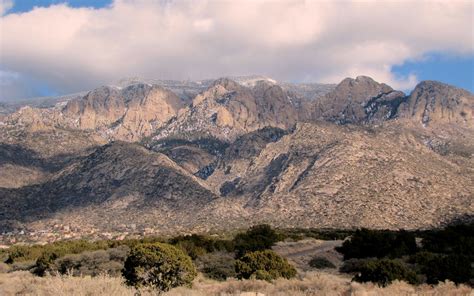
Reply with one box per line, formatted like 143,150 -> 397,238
0,0 -> 472,100
0,0 -> 13,16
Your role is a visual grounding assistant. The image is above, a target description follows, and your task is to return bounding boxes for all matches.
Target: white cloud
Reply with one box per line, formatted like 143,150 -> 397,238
0,0 -> 472,100
0,0 -> 13,16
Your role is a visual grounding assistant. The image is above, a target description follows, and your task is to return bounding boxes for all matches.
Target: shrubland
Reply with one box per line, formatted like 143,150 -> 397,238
0,223 -> 472,292
336,223 -> 474,286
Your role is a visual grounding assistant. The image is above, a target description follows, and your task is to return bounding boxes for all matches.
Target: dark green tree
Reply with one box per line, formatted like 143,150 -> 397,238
336,229 -> 417,260
353,259 -> 419,287
122,242 -> 196,291
233,224 -> 280,258
235,250 -> 297,281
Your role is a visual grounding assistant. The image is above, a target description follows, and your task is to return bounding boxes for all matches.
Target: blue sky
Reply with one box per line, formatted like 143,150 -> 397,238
393,53 -> 474,93
0,1 -> 473,101
7,0 -> 112,13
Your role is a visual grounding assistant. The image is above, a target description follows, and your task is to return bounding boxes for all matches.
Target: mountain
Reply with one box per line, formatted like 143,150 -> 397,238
204,122 -> 473,229
62,84 -> 186,141
0,75 -> 472,239
0,141 -> 217,233
311,76 -> 407,124
399,80 -> 474,127
150,78 -> 300,142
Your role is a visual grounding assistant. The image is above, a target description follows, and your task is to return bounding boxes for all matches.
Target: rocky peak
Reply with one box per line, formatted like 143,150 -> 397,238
153,78 -> 299,142
210,77 -> 243,91
312,76 -> 406,124
252,80 -> 284,96
399,81 -> 473,127
62,83 -> 185,141
332,76 -> 394,102
191,78 -> 244,107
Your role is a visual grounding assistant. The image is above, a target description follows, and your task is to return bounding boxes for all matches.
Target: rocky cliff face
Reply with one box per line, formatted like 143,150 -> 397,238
399,81 -> 473,127
63,84 -> 185,141
151,78 -> 299,141
312,76 -> 406,124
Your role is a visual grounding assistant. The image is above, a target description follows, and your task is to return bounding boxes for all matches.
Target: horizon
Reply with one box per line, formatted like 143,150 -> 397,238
0,73 -> 472,104
0,0 -> 473,101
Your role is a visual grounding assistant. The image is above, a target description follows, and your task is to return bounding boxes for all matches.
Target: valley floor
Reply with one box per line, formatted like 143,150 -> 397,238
0,271 -> 472,296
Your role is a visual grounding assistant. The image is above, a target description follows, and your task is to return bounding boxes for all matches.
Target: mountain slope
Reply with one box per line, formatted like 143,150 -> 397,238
203,122 -> 473,230
0,141 -> 217,233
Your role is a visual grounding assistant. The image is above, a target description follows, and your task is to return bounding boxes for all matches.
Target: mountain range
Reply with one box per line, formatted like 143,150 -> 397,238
0,75 -> 472,237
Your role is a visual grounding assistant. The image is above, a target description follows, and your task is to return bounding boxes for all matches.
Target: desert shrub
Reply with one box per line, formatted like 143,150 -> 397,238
421,254 -> 473,285
174,241 -> 207,260
420,223 -> 474,257
233,224 -> 281,258
122,242 -> 196,291
196,252 -> 236,281
336,229 -> 417,260
339,258 -> 374,274
50,245 -> 129,277
170,234 -> 234,259
308,256 -> 336,269
0,262 -> 10,273
34,251 -> 59,276
4,237 -> 165,264
408,251 -> 438,275
6,239 -> 111,264
235,250 -> 297,281
8,261 -> 36,272
279,228 -> 354,241
353,259 -> 419,287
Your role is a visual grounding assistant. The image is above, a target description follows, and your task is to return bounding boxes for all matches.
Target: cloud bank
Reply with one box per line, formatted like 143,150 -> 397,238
0,0 -> 472,100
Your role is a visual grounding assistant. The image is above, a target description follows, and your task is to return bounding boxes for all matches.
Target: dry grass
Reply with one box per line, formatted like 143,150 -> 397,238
0,271 -> 472,296
0,271 -> 155,296
168,272 -> 473,296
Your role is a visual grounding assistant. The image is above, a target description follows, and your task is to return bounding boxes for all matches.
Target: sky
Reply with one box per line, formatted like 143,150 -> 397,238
0,0 -> 473,101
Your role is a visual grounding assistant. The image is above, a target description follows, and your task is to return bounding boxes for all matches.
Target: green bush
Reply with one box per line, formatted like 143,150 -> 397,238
235,250 -> 297,281
422,254 -> 473,285
336,229 -> 417,260
308,256 -> 336,269
174,241 -> 207,260
50,246 -> 129,277
5,237 -> 164,264
196,252 -> 236,281
7,239 -> 111,264
34,251 -> 59,276
122,242 -> 196,291
353,259 -> 419,287
233,224 -> 281,258
340,258 -> 374,274
420,223 -> 474,257
170,234 -> 234,259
